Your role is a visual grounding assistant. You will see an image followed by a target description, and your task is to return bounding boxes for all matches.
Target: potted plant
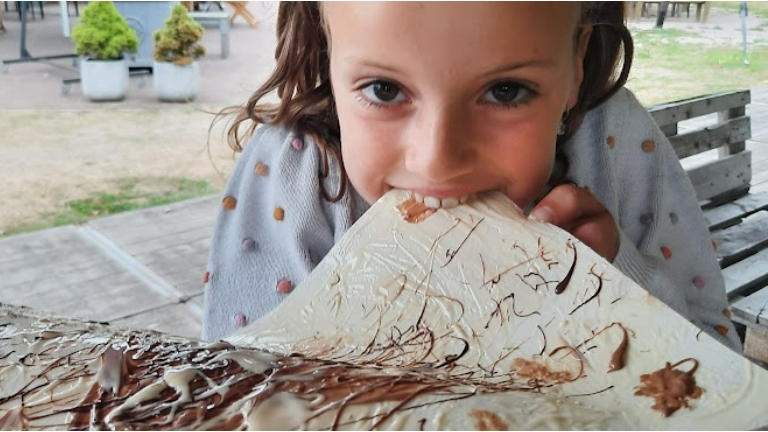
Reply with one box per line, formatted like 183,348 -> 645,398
72,2 -> 139,102
152,5 -> 206,102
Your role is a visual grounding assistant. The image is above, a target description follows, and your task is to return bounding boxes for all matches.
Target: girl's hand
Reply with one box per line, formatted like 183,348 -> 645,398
528,184 -> 620,262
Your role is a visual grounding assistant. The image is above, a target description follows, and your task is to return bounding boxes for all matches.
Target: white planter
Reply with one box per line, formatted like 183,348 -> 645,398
80,58 -> 130,102
153,61 -> 200,102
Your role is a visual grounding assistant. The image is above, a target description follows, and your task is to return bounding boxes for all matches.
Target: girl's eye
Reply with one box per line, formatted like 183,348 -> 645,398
483,81 -> 533,106
360,81 -> 407,104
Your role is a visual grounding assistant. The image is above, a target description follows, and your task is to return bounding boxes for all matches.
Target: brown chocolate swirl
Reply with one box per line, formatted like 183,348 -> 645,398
634,358 -> 703,417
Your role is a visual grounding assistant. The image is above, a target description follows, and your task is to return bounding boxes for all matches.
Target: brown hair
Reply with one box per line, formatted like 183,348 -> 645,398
220,1 -> 633,201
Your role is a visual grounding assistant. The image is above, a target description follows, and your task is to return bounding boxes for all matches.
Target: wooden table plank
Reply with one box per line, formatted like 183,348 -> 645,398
724,248 -> 768,299
704,191 -> 768,231
713,210 -> 768,267
732,286 -> 768,329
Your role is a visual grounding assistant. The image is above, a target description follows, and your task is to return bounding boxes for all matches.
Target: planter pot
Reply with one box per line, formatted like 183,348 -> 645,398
80,57 -> 130,102
153,61 -> 200,102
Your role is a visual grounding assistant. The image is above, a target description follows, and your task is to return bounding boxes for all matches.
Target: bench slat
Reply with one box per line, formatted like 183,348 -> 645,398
687,151 -> 751,202
713,210 -> 768,268
703,191 -> 768,232
732,285 -> 768,329
649,90 -> 751,128
669,115 -> 751,159
724,248 -> 768,299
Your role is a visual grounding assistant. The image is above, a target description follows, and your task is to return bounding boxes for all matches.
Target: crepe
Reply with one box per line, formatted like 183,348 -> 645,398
1,190 -> 767,430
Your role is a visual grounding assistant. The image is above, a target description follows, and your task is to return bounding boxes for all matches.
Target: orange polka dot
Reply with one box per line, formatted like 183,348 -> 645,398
255,162 -> 269,176
661,246 -> 672,259
606,135 -> 616,149
641,140 -> 656,153
273,207 -> 285,221
714,325 -> 729,336
222,196 -> 237,210
203,271 -> 210,284
276,279 -> 293,293
723,308 -> 732,319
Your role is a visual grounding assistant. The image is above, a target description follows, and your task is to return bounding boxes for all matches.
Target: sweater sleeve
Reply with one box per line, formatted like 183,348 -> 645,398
202,125 -> 368,341
608,91 -> 742,352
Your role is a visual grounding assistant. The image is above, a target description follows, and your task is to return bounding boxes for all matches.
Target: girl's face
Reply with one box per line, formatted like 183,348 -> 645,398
326,2 -> 591,209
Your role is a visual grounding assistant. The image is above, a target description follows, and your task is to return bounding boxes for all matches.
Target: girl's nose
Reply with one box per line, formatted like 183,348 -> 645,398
404,106 -> 473,184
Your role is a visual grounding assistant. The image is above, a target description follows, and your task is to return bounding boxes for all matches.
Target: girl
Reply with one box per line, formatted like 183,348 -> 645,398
203,2 -> 740,352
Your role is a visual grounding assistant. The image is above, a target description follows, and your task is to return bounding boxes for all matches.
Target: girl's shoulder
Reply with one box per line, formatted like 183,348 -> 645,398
576,87 -> 667,157
588,87 -> 658,134
236,123 -> 325,179
590,87 -> 650,123
241,123 -> 301,155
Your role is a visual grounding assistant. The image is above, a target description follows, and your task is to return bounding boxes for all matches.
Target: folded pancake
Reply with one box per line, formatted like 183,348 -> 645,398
1,189 -> 766,430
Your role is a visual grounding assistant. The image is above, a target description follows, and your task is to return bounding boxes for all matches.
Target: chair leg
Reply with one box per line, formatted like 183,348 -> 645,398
38,1 -> 43,19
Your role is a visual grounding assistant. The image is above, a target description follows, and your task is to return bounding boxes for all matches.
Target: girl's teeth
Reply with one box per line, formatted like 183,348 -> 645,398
423,196 -> 441,209
412,193 -> 472,209
441,197 -> 459,208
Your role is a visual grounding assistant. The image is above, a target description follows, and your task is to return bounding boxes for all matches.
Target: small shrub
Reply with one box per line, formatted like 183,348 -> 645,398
153,5 -> 206,66
72,2 -> 138,61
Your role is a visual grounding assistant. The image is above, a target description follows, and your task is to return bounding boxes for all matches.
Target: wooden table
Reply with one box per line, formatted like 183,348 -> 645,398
183,2 -> 258,28
225,1 -> 258,28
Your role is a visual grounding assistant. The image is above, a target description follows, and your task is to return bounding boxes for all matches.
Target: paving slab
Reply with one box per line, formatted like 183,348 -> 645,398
88,196 -> 218,299
114,302 -> 202,339
0,197 -> 218,335
0,226 -> 177,323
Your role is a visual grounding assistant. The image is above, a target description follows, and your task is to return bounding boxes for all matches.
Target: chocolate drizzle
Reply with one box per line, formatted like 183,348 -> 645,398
555,242 -> 576,295
609,325 -> 629,373
634,358 -> 702,417
5,306 -> 622,431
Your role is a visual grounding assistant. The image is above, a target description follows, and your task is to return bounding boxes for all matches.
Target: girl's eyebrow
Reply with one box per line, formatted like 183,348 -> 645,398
342,57 -> 557,77
481,59 -> 558,77
341,57 -> 401,73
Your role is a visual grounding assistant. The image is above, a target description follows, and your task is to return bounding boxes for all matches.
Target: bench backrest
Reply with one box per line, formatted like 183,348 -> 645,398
648,90 -> 752,205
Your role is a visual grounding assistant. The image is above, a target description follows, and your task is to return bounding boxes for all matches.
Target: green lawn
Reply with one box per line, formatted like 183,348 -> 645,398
5,177 -> 216,236
628,27 -> 768,106
712,1 -> 768,19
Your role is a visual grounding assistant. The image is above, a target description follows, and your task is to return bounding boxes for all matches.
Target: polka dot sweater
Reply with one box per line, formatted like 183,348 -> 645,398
203,126 -> 369,341
203,88 -> 741,353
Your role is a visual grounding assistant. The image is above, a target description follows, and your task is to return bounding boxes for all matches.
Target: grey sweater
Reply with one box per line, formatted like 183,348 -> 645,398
202,87 -> 741,352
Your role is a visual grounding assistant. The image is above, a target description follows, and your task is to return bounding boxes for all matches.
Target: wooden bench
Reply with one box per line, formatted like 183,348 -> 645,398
188,11 -> 230,59
649,89 -> 768,366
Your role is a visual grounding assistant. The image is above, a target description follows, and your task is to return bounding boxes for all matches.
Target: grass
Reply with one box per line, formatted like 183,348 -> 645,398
712,2 -> 768,19
751,21 -> 768,32
4,177 -> 217,236
628,27 -> 768,106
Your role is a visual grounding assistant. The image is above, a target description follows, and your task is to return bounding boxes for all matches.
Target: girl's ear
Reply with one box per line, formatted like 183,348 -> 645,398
568,22 -> 594,109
